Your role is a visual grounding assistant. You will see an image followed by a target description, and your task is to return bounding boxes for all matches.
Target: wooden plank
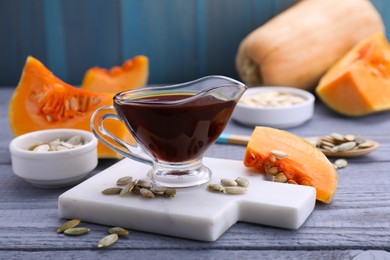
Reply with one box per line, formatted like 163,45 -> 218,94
0,0 -> 46,86
62,0 -> 122,85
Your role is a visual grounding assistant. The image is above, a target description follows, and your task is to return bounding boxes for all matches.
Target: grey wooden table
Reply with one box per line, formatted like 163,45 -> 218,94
1,86 -> 390,259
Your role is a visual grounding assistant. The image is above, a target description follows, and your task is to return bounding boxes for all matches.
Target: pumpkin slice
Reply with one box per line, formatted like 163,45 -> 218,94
243,127 -> 338,203
81,55 -> 148,93
8,56 -> 133,159
316,32 -> 390,116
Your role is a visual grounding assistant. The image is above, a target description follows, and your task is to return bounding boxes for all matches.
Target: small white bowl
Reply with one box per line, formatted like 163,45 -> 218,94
9,129 -> 98,188
233,87 -> 315,128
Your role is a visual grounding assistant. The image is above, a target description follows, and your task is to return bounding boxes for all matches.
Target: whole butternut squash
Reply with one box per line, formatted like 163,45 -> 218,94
236,0 -> 384,91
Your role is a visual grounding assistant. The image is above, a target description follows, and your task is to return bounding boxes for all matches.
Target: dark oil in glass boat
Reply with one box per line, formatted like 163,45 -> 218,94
114,93 -> 236,163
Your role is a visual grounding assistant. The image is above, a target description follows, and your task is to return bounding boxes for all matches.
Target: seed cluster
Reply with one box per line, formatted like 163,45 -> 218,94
29,135 -> 87,152
56,218 -> 129,248
102,176 -> 176,199
264,150 -> 299,184
239,91 -> 306,108
207,177 -> 249,194
308,133 -> 375,153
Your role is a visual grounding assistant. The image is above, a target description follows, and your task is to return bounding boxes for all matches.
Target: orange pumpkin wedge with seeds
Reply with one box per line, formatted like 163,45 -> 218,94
244,126 -> 338,203
81,55 -> 148,93
8,56 -> 133,159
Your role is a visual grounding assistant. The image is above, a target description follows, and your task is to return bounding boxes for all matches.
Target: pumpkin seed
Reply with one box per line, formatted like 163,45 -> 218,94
67,135 -> 83,145
98,233 -> 118,248
270,150 -> 288,159
140,188 -> 155,198
120,181 -> 136,197
137,179 -> 153,189
274,172 -> 288,183
235,177 -> 249,187
287,179 -> 298,185
358,141 -> 374,149
163,188 -> 177,197
57,219 -> 81,233
108,227 -> 129,236
32,144 -> 50,152
266,166 -> 279,176
101,187 -> 122,195
344,134 -> 356,142
64,227 -> 90,236
207,183 -> 225,193
150,185 -> 165,195
334,159 -> 348,169
220,178 -> 237,187
331,133 -> 345,142
224,186 -> 247,194
116,176 -> 133,186
335,141 -> 357,152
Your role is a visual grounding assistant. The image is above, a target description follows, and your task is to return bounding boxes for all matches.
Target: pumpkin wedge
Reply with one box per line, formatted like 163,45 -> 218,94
244,127 -> 338,203
81,55 -> 148,93
316,32 -> 390,116
8,56 -> 133,159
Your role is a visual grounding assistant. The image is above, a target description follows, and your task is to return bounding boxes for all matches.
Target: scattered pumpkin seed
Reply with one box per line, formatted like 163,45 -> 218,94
224,186 -> 247,195
57,219 -> 81,233
116,176 -> 133,186
235,177 -> 249,187
64,227 -> 90,236
119,181 -> 136,197
137,179 -> 153,189
150,185 -> 165,195
108,227 -> 129,236
220,178 -> 237,187
334,159 -> 348,169
101,187 -> 122,195
98,233 -> 119,248
140,188 -> 155,199
207,183 -> 225,193
163,188 -> 177,197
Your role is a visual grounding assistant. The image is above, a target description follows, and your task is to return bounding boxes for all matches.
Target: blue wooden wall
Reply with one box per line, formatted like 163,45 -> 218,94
0,0 -> 389,86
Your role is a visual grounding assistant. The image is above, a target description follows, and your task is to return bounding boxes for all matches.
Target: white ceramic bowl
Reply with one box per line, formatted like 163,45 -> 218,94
9,129 -> 98,188
232,87 -> 315,128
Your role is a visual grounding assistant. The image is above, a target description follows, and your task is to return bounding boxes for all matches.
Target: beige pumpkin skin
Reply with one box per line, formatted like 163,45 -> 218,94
236,0 -> 384,91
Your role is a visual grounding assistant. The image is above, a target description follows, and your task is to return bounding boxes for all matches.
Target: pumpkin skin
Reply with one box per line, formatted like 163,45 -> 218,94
244,127 -> 338,204
316,32 -> 390,116
8,56 -> 133,159
236,0 -> 384,91
81,55 -> 148,93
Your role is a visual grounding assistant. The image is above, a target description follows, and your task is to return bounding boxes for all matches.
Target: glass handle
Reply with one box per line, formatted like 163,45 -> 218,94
90,105 -> 154,166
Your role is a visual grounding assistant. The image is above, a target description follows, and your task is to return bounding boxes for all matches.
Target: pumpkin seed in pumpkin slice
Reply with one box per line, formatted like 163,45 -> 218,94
244,127 -> 338,204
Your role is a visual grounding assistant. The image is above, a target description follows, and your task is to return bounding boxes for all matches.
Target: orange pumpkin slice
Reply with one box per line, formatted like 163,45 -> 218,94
316,32 -> 390,116
244,127 -> 338,203
8,56 -> 133,159
81,55 -> 148,93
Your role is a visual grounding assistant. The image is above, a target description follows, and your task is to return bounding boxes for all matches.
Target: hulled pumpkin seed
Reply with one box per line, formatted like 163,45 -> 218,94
137,179 -> 153,189
207,183 -> 225,193
335,141 -> 357,152
220,178 -> 237,187
224,186 -> 247,195
150,185 -> 165,195
101,187 -> 122,195
98,233 -> 118,248
116,176 -> 133,186
57,219 -> 81,233
235,177 -> 249,187
108,227 -> 129,236
64,227 -> 90,236
334,159 -> 348,169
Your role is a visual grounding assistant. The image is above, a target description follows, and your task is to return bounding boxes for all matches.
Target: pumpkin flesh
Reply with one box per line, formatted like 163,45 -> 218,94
316,32 -> 390,116
8,56 -> 133,158
81,55 -> 148,93
244,127 -> 338,204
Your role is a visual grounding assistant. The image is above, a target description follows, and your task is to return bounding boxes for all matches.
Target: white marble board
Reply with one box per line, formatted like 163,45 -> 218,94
58,157 -> 316,241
